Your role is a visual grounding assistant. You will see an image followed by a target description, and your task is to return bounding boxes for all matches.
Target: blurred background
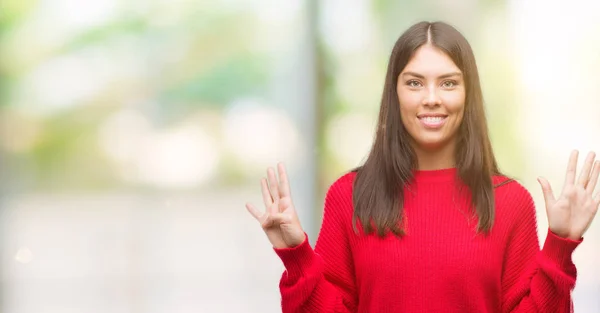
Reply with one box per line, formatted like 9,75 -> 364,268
0,0 -> 599,312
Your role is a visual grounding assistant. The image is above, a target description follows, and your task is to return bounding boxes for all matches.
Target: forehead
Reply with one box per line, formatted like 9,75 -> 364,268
402,45 -> 461,75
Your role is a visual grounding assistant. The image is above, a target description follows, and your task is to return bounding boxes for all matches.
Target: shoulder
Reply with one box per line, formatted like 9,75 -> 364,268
493,175 -> 534,205
493,175 -> 537,220
326,171 -> 357,195
322,171 -> 356,215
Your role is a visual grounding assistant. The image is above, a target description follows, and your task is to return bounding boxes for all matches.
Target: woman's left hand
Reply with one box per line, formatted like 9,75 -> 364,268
537,150 -> 600,241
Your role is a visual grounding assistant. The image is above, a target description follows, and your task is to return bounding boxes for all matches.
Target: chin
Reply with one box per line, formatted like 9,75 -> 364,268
413,137 -> 450,151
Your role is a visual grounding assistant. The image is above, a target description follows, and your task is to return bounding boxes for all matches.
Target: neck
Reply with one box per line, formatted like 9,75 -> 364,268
413,141 -> 456,171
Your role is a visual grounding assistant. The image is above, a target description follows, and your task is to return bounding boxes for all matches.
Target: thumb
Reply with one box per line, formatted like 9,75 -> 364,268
537,177 -> 556,209
261,212 -> 291,229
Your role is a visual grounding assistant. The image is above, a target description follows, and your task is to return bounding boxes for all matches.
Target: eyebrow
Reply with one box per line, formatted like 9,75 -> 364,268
402,71 -> 462,79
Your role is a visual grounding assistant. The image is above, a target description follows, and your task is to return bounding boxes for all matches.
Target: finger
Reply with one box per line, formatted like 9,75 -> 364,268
261,213 -> 273,228
278,162 -> 291,198
564,150 -> 579,188
261,178 -> 273,208
245,203 -> 263,221
538,177 -> 556,209
261,212 -> 291,229
267,167 -> 280,202
577,151 -> 596,187
587,161 -> 600,194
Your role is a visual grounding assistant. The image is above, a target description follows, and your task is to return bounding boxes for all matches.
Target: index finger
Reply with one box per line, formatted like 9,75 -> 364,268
564,150 -> 579,188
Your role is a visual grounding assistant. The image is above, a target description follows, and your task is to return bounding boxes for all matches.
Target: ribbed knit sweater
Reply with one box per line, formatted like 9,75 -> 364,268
274,168 -> 582,313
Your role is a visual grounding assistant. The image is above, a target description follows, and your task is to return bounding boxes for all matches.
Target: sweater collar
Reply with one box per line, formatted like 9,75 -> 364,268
412,167 -> 458,183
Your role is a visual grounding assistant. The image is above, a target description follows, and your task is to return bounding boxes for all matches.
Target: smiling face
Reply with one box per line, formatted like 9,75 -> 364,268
397,44 -> 466,154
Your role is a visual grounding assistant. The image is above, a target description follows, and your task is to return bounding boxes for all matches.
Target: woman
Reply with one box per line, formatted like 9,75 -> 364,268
245,21 -> 599,313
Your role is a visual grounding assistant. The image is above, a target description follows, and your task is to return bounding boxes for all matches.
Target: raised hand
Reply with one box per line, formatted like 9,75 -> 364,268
245,163 -> 306,249
538,150 -> 600,240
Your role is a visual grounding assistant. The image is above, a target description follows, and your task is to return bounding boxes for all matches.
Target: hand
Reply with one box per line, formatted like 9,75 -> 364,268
538,150 -> 600,240
245,163 -> 305,249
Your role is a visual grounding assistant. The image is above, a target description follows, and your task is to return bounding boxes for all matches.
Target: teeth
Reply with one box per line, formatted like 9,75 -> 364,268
421,116 -> 444,123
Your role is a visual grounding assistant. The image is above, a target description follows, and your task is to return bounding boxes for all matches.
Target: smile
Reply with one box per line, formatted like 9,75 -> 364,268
417,115 -> 447,129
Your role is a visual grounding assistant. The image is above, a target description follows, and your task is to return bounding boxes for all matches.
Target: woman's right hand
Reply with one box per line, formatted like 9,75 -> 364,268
246,163 -> 306,249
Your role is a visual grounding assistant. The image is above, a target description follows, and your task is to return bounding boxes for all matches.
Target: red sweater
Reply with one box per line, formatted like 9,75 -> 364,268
274,168 -> 582,313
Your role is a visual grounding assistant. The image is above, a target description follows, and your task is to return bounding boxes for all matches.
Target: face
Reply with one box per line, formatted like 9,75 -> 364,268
397,44 -> 465,152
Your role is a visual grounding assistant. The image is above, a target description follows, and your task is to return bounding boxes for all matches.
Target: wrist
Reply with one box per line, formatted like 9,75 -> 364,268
549,229 -> 583,241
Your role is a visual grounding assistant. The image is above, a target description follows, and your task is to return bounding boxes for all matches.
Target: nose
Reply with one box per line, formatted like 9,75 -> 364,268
422,86 -> 441,106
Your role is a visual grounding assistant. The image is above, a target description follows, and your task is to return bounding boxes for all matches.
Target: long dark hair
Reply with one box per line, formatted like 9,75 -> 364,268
353,21 -> 505,238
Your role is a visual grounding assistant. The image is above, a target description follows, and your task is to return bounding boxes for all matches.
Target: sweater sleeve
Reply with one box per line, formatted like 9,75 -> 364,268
273,175 -> 358,313
501,187 -> 582,313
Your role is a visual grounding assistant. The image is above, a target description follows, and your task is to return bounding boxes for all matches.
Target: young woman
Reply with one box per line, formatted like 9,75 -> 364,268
245,21 -> 599,313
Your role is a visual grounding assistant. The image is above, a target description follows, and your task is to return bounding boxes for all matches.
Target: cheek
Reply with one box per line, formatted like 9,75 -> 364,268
399,102 -> 419,129
441,92 -> 465,114
451,113 -> 465,135
398,94 -> 420,115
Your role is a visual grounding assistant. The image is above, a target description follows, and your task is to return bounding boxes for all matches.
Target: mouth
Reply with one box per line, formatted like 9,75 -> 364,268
417,114 -> 448,129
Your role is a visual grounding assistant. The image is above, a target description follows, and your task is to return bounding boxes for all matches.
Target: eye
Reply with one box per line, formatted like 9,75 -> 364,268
406,80 -> 422,88
442,80 -> 458,88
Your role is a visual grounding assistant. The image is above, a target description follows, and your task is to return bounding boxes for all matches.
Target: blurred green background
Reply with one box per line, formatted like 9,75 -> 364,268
0,0 -> 598,312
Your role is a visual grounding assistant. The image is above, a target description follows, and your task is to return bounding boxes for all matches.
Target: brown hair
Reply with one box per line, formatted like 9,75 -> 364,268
352,21 -> 507,237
